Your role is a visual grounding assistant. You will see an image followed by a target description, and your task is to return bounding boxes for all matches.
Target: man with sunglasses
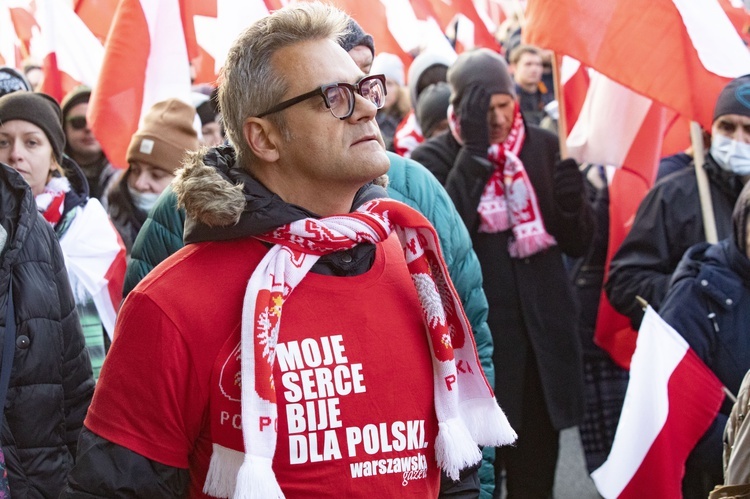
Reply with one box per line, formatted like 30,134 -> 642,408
63,3 -> 514,497
61,86 -> 118,203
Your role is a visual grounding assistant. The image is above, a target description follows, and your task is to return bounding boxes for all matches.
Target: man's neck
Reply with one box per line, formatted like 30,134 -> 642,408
252,164 -> 359,217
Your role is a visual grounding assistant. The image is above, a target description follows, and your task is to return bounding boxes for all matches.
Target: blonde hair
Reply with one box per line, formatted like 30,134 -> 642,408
219,2 -> 350,167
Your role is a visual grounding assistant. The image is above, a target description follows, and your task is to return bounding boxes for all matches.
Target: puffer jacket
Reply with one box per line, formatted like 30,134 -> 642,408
0,163 -> 94,497
659,238 -> 750,480
106,170 -> 148,254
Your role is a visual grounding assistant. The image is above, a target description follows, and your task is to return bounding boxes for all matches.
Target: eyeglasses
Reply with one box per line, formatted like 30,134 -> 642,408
66,115 -> 88,131
257,74 -> 387,120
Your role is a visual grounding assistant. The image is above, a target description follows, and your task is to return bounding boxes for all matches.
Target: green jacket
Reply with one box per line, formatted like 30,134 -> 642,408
123,151 -> 497,497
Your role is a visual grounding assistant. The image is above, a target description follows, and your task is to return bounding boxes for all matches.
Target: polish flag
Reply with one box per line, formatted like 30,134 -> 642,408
524,0 -> 750,131
558,56 -> 590,132
0,5 -> 37,68
88,0 -> 193,169
193,0 -> 270,84
73,0 -> 119,44
525,0 -> 750,367
59,199 -> 126,339
591,306 -> 725,498
33,0 -> 104,102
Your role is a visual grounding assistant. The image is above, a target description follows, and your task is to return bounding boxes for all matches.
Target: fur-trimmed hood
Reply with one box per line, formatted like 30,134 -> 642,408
174,144 -> 388,244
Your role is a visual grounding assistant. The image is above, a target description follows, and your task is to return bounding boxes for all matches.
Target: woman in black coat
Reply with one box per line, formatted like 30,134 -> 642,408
0,163 -> 94,496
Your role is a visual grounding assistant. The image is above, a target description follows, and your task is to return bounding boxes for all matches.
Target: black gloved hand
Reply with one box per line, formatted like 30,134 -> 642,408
553,158 -> 585,212
457,85 -> 492,156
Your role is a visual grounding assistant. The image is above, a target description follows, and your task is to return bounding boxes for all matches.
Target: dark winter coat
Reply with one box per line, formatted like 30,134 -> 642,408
0,163 -> 94,497
659,239 -> 750,477
106,170 -> 147,253
605,155 -> 743,329
412,127 -> 594,431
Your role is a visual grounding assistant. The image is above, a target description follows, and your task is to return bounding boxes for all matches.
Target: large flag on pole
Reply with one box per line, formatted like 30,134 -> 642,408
591,306 -> 725,498
88,0 -> 193,169
524,0 -> 750,131
34,0 -> 104,102
524,0 -> 750,367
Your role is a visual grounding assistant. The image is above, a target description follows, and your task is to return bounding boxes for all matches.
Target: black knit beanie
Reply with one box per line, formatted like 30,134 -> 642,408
713,74 -> 750,122
0,66 -> 31,98
447,48 -> 515,107
340,18 -> 374,56
417,82 -> 451,138
733,180 -> 750,256
0,91 -> 65,163
61,85 -> 92,122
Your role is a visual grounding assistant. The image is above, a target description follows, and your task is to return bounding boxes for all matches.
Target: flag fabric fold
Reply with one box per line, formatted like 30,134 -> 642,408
591,306 -> 725,498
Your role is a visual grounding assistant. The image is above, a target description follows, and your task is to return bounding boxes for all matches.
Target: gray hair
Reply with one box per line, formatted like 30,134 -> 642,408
219,2 -> 350,167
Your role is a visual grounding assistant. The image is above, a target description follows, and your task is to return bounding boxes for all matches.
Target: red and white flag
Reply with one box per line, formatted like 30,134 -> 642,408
32,0 -> 104,102
88,0 -> 193,169
591,306 -> 725,498
525,0 -> 750,131
525,0 -> 750,367
59,199 -> 126,339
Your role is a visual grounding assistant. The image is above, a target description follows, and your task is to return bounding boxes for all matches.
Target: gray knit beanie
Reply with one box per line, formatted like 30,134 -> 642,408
714,74 -> 750,122
447,48 -> 515,107
340,18 -> 374,56
0,91 -> 65,163
417,82 -> 451,138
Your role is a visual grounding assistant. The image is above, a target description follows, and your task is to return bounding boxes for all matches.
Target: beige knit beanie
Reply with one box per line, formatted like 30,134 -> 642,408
126,98 -> 199,174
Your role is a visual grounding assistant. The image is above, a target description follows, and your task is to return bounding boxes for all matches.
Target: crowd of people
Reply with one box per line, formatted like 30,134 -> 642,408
0,2 -> 748,498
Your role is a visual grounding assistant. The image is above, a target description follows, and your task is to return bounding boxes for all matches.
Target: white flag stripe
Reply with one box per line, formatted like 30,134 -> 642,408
140,0 -> 192,126
673,0 -> 750,78
59,199 -> 122,338
591,306 -> 689,498
567,72 -> 653,168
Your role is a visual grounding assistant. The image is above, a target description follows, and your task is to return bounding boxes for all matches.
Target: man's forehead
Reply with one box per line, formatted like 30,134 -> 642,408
714,113 -> 750,126
275,38 -> 361,90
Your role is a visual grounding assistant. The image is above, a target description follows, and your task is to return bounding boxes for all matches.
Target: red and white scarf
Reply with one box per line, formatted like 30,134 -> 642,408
35,176 -> 69,226
203,198 -> 516,499
448,103 -> 556,258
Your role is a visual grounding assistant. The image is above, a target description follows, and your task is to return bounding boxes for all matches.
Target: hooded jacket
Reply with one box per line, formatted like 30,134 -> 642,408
65,146 -> 485,497
0,163 -> 94,497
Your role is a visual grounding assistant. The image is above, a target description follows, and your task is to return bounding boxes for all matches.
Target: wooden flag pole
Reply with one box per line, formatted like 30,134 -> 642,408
691,121 -> 718,244
551,52 -> 568,158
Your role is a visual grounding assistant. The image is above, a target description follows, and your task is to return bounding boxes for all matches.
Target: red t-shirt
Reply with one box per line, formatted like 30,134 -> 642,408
86,235 -> 440,498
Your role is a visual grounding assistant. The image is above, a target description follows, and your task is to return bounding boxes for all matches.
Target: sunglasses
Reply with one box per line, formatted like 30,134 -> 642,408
257,74 -> 387,120
66,115 -> 88,131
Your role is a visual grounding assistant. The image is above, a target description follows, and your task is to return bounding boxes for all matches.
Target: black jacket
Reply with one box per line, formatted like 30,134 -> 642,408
605,155 -> 743,329
0,164 -> 94,497
107,170 -> 147,254
412,128 -> 594,431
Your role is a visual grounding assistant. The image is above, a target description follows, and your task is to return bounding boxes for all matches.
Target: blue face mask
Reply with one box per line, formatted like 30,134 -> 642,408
127,185 -> 160,213
710,133 -> 750,176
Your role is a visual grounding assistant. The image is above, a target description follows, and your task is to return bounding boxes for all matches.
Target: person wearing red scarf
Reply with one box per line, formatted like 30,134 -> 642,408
411,49 -> 595,497
62,4 -> 516,498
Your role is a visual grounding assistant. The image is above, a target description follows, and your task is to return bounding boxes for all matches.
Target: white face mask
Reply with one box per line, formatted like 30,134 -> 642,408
710,133 -> 750,176
127,185 -> 160,213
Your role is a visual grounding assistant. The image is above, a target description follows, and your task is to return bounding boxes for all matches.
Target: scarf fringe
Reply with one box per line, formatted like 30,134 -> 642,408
435,417 -> 483,481
233,455 -> 284,499
459,398 -> 517,446
508,232 -> 557,259
203,444 -> 244,498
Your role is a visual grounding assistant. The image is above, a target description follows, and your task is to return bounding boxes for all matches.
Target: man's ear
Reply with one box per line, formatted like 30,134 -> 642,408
243,118 -> 280,162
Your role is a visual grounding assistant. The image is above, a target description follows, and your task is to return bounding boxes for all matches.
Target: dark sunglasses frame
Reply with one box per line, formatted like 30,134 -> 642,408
66,115 -> 88,131
256,74 -> 387,120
